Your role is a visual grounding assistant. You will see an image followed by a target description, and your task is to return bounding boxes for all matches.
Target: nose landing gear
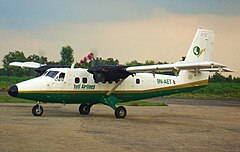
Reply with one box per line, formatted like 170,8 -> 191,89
32,102 -> 43,116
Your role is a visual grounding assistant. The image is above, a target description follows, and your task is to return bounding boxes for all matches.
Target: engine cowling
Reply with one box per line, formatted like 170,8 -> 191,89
88,65 -> 131,83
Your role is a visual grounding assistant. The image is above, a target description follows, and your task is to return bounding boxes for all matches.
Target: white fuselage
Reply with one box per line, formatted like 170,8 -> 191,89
13,67 -> 208,104
17,68 -> 207,92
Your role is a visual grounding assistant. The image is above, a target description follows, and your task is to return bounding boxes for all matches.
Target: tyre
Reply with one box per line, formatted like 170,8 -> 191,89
32,105 -> 43,116
115,106 -> 127,119
79,104 -> 91,115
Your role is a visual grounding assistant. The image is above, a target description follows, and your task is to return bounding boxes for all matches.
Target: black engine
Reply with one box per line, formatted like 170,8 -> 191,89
87,65 -> 131,83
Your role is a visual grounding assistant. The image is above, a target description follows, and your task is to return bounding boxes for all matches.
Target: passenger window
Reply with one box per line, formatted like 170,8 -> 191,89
75,77 -> 80,84
136,79 -> 140,84
82,78 -> 87,83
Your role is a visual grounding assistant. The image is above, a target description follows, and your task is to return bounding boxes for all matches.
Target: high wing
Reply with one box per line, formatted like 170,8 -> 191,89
9,53 -> 93,74
9,61 -> 70,74
126,61 -> 233,73
9,62 -> 45,69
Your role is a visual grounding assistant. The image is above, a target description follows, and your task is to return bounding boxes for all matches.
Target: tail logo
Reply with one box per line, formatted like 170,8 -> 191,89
193,46 -> 205,57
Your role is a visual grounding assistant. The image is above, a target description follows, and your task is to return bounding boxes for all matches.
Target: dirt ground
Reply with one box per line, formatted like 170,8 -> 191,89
0,102 -> 239,152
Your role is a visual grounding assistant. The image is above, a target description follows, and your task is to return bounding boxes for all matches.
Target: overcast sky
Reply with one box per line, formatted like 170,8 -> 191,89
1,0 -> 240,76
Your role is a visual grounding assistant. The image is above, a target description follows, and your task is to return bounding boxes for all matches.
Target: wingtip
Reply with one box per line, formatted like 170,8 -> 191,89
222,68 -> 234,72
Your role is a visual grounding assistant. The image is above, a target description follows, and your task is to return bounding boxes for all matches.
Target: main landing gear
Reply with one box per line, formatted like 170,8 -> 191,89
31,101 -> 126,118
115,106 -> 127,119
32,102 -> 43,116
78,103 -> 127,119
79,103 -> 92,115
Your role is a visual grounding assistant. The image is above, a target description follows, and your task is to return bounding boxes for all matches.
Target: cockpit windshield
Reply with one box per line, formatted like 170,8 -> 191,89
41,70 -> 48,76
45,71 -> 59,78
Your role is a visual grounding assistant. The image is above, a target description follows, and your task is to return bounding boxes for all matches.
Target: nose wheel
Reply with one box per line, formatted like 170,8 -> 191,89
32,104 -> 43,116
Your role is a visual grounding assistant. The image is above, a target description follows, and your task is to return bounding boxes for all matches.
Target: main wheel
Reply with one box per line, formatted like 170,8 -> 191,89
32,105 -> 43,116
115,106 -> 127,119
79,104 -> 91,115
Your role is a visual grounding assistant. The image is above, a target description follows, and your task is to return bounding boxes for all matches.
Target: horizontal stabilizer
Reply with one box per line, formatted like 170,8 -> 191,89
9,62 -> 45,69
196,68 -> 233,72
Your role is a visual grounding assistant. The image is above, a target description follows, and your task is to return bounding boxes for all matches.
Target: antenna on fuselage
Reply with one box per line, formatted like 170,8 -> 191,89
71,64 -> 75,69
90,48 -> 98,68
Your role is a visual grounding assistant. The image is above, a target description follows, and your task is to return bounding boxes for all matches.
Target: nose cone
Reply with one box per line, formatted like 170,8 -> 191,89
8,85 -> 18,97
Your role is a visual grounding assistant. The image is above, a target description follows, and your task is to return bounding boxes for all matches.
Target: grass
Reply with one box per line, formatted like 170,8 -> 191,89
170,82 -> 240,100
0,93 -> 34,103
0,76 -> 33,91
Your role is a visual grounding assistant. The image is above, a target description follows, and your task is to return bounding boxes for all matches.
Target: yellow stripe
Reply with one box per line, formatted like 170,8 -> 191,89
19,79 -> 208,94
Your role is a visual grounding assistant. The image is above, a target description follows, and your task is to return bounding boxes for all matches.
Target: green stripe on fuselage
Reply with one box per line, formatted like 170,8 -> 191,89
17,85 -> 206,104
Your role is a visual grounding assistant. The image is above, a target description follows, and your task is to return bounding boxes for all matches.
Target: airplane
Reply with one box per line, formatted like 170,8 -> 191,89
8,29 -> 232,118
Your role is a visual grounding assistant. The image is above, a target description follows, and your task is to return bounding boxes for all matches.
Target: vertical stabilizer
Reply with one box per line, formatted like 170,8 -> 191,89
185,29 -> 214,62
178,29 -> 214,83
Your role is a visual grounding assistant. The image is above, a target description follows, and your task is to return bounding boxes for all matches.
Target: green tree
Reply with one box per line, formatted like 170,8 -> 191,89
145,60 -> 155,65
60,46 -> 74,65
209,73 -> 227,83
105,58 -> 119,65
226,75 -> 233,82
27,54 -> 47,64
2,51 -> 27,76
233,77 -> 240,83
79,57 -> 119,68
125,60 -> 143,66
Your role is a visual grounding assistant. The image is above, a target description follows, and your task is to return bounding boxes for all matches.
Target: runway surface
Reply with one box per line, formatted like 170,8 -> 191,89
0,101 -> 240,152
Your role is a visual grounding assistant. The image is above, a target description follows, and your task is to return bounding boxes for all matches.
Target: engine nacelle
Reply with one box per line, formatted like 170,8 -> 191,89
88,65 -> 131,83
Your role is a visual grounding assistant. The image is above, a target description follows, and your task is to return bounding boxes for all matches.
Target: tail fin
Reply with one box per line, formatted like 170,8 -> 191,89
185,29 -> 214,62
179,29 -> 214,83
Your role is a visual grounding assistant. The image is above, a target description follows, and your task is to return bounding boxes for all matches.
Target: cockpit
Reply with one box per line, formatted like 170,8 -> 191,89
42,70 -> 65,81
45,71 -> 59,78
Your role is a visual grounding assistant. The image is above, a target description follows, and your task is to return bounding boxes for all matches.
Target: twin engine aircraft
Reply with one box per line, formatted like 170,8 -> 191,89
8,29 -> 232,118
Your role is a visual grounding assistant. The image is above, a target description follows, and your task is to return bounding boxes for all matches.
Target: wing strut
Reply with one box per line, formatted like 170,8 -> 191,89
99,78 -> 127,112
106,79 -> 125,96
